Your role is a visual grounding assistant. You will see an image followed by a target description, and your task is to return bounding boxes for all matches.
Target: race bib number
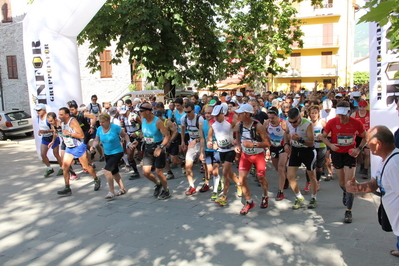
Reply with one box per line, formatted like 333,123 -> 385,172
189,130 -> 200,139
337,135 -> 354,146
144,136 -> 155,144
314,129 -> 321,138
63,136 -> 75,148
270,138 -> 281,147
243,147 -> 256,155
217,139 -> 231,148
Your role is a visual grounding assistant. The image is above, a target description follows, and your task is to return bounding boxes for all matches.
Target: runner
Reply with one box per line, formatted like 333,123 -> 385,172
207,105 -> 242,206
317,101 -> 367,223
284,107 -> 318,209
56,107 -> 101,196
34,104 -> 63,177
200,106 -> 221,200
234,103 -> 271,215
90,112 -> 128,199
86,94 -> 104,162
265,106 -> 289,201
181,102 -> 204,195
130,103 -> 171,200
350,100 -> 370,179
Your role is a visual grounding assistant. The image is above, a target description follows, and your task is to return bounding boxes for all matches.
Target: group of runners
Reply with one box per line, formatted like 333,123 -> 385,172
35,87 -> 372,220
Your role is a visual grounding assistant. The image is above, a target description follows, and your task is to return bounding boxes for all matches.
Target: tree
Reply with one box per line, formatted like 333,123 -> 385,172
78,0 -> 320,94
353,71 -> 369,85
78,0 -> 230,97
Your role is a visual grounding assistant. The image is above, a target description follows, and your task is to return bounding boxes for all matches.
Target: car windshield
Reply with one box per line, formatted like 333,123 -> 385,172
6,111 -> 31,121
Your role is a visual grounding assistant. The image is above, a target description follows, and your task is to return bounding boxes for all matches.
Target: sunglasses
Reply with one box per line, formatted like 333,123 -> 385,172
288,117 -> 300,124
267,110 -> 278,116
386,95 -> 399,105
139,107 -> 152,112
205,112 -> 212,114
185,110 -> 192,114
36,109 -> 43,112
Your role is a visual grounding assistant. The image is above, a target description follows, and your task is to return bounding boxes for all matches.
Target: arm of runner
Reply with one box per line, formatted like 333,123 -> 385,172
207,126 -> 214,149
234,122 -> 242,153
253,122 -> 271,149
90,135 -> 100,152
303,123 -> 315,147
65,119 -> 85,139
199,122 -> 205,161
167,120 -> 178,146
84,112 -> 97,134
154,118 -> 170,157
283,127 -> 291,154
350,129 -> 368,157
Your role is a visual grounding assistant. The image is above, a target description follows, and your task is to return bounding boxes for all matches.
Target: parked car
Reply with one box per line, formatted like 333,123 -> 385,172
0,109 -> 33,140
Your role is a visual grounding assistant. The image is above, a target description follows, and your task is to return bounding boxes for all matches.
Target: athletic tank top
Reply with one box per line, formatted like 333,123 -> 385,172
212,119 -> 234,152
268,119 -> 285,147
142,116 -> 163,144
354,110 -> 370,131
174,109 -> 186,134
241,121 -> 264,155
39,116 -> 52,137
62,118 -> 83,148
203,119 -> 217,152
184,114 -> 203,140
313,119 -> 326,149
287,117 -> 312,148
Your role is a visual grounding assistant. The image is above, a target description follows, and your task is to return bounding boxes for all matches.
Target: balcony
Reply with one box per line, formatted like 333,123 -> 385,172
295,3 -> 341,19
275,68 -> 338,78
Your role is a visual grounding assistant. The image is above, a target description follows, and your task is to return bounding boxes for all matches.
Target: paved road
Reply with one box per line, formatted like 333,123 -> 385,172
0,138 -> 398,266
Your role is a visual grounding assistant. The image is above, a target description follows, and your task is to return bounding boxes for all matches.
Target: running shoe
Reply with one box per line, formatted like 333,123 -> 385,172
199,184 -> 210,192
185,186 -> 196,196
56,169 -> 63,176
57,187 -> 72,196
94,177 -> 101,191
250,166 -> 256,176
236,185 -> 242,197
308,198 -> 317,209
105,192 -> 115,199
240,201 -> 255,215
344,210 -> 352,223
129,172 -> 140,180
325,173 -> 333,181
166,171 -> 175,180
158,190 -> 171,200
211,192 -> 218,201
284,178 -> 289,189
44,168 -> 54,178
275,191 -> 285,201
200,165 -> 205,173
260,196 -> 269,209
292,196 -> 305,210
215,195 -> 227,206
69,174 -> 80,181
304,182 -> 311,193
342,191 -> 347,206
99,156 -> 105,162
154,183 -> 162,197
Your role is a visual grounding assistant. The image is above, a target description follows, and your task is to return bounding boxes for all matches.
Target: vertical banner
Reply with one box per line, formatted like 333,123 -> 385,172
23,0 -> 106,159
369,22 -> 399,171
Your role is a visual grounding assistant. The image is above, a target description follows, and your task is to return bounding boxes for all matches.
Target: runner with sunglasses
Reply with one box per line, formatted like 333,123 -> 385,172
284,107 -> 318,209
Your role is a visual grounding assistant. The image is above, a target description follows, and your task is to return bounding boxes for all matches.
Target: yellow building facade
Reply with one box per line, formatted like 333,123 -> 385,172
273,0 -> 359,93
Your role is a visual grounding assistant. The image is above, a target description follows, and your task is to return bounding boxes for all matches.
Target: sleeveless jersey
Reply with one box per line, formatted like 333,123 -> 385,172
313,119 -> 326,149
268,119 -> 285,147
354,110 -> 370,131
212,119 -> 234,152
174,109 -> 186,134
287,117 -> 312,148
240,121 -> 264,155
203,119 -> 217,152
38,116 -> 52,138
182,114 -> 204,140
61,118 -> 83,148
142,116 -> 163,144
123,112 -> 141,135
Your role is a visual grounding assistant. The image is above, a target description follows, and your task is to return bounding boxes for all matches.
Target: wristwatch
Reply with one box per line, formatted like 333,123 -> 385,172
253,142 -> 257,148
159,144 -> 165,149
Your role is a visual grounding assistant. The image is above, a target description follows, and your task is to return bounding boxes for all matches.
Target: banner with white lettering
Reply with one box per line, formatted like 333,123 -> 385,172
23,0 -> 105,160
369,22 -> 399,171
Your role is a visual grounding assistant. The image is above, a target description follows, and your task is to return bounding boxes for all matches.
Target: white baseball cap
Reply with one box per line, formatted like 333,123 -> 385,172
119,105 -> 128,114
335,93 -> 343,97
211,105 -> 224,116
34,104 -> 46,111
236,92 -> 243,97
234,103 -> 254,114
351,91 -> 361,97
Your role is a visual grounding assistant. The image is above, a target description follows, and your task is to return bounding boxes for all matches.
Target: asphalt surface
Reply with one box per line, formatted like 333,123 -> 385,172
0,137 -> 398,266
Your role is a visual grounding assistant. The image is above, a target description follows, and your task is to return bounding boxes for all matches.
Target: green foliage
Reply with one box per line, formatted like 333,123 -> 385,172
128,83 -> 137,92
353,71 -> 369,85
78,0 -> 320,91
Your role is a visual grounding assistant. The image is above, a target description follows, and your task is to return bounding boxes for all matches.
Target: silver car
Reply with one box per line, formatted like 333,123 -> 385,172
0,110 -> 33,140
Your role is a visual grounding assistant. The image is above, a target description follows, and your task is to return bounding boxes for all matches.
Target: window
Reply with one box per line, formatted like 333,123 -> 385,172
100,50 -> 112,78
6,55 -> 18,79
1,0 -> 12,23
290,53 -> 301,70
323,24 -> 333,46
321,51 -> 333,68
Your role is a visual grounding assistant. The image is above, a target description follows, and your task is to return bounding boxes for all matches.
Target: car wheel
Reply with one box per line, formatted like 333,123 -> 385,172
26,131 -> 33,137
0,130 -> 5,141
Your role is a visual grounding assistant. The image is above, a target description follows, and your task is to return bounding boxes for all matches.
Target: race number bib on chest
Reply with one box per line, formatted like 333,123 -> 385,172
144,136 -> 155,144
337,134 -> 354,146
